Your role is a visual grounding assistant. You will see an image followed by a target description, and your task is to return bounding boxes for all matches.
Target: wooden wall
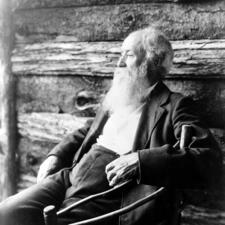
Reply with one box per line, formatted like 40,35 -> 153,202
1,0 -> 225,224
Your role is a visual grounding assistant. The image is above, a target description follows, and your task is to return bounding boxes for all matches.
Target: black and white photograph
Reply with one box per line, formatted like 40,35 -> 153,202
0,0 -> 224,225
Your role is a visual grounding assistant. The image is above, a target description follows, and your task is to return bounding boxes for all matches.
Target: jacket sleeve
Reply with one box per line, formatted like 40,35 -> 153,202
138,97 -> 222,188
47,118 -> 93,167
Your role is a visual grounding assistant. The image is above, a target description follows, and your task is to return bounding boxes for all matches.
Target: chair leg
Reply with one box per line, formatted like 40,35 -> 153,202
43,205 -> 57,225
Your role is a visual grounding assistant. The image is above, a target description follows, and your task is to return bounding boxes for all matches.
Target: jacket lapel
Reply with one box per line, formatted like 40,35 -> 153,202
132,82 -> 170,151
73,108 -> 109,163
87,108 -> 109,139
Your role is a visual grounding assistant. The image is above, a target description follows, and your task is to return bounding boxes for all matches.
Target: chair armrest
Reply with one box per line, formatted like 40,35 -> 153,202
69,187 -> 166,225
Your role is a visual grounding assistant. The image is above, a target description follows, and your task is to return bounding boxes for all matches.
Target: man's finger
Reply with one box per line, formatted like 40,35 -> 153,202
109,173 -> 120,186
105,162 -> 115,173
106,162 -> 124,180
105,156 -> 125,172
109,169 -> 125,186
106,169 -> 117,182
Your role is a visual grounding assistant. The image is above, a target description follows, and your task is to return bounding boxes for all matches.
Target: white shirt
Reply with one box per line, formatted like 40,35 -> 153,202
97,104 -> 144,155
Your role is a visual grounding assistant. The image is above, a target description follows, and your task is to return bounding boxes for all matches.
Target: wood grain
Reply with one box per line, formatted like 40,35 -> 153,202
16,75 -> 109,116
12,39 -> 225,78
15,76 -> 225,128
17,112 -> 225,182
18,113 -> 89,183
14,2 -> 225,42
12,0 -> 180,10
0,0 -> 18,199
13,40 -> 225,127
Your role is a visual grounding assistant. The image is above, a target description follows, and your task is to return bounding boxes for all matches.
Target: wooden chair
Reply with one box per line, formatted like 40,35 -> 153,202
43,125 -> 191,225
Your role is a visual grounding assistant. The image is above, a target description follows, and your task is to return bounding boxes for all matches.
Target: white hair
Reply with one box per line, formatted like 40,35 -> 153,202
128,27 -> 174,77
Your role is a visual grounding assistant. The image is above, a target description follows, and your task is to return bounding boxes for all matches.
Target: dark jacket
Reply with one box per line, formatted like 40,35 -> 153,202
49,82 -> 222,225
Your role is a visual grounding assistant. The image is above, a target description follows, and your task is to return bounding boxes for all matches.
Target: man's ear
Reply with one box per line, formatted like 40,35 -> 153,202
145,53 -> 166,81
146,52 -> 160,67
135,48 -> 146,66
161,53 -> 173,74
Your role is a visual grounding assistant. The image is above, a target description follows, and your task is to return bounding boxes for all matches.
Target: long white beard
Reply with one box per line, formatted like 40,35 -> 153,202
103,61 -> 150,114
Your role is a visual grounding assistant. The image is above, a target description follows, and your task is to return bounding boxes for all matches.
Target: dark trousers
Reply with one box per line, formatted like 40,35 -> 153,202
0,145 -> 121,225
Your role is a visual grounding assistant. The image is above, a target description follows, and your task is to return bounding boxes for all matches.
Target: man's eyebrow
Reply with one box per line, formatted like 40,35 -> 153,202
121,50 -> 132,55
126,50 -> 134,54
120,50 -> 127,55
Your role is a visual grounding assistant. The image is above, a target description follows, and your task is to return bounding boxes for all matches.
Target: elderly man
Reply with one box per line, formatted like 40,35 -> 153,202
0,27 -> 222,225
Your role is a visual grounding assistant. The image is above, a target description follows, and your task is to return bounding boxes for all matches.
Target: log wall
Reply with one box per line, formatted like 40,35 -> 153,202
1,0 -> 225,224
14,2 -> 225,42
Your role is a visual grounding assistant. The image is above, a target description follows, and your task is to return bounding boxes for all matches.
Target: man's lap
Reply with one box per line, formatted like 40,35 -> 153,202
0,145 -> 121,225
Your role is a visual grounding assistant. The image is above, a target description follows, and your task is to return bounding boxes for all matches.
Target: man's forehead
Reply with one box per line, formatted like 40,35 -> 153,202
121,33 -> 142,52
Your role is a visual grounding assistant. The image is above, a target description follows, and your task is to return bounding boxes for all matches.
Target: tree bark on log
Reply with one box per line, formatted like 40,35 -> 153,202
14,2 -> 225,42
14,76 -> 225,128
0,0 -> 18,199
18,113 -> 89,142
12,40 -> 225,127
14,0 -> 222,11
18,113 -> 225,151
12,0 -> 180,10
12,39 -> 225,78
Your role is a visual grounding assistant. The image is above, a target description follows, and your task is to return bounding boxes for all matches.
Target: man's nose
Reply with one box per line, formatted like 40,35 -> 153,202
117,56 -> 126,67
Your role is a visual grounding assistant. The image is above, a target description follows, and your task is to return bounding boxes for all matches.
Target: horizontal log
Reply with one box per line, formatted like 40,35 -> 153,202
18,137 -> 57,179
12,39 -> 225,78
18,112 -> 225,153
164,79 -> 225,128
17,174 -> 36,191
18,113 -> 225,146
15,76 -> 225,128
13,39 -> 225,127
13,0 -> 180,10
14,2 -> 225,42
16,75 -> 109,116
18,113 -> 89,182
18,112 -> 225,159
18,113 -> 225,176
18,113 -> 89,142
13,0 -> 221,10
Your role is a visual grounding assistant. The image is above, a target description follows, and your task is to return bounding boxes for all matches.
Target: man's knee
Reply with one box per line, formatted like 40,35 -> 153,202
0,196 -> 44,225
0,197 -> 20,225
